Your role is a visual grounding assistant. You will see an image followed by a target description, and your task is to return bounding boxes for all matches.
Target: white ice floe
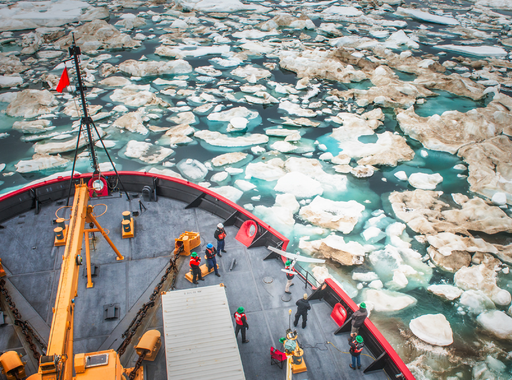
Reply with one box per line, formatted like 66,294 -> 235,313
147,167 -> 183,180
234,179 -> 256,192
231,65 -> 272,83
177,159 -> 208,181
433,45 -> 508,57
275,172 -> 323,199
211,186 -> 244,203
156,45 -> 230,58
275,193 -> 300,214
211,171 -> 229,183
363,289 -> 417,312
492,192 -> 507,207
395,7 -> 459,25
119,59 -> 193,77
409,314 -> 453,346
194,130 -> 268,147
212,152 -> 248,167
353,272 -> 380,282
279,101 -> 317,117
460,290 -> 495,315
299,196 -> 365,233
299,234 -> 367,266
245,160 -> 286,181
34,129 -> 105,155
408,173 -> 443,190
0,0 -> 108,31
477,310 -> 512,340
385,30 -> 419,49
207,106 -> 259,122
113,112 -> 148,135
124,140 -> 173,164
6,90 -> 58,118
174,0 -> 269,13
455,264 -> 511,306
15,154 -> 68,173
321,6 -> 363,17
394,171 -> 408,181
0,75 -> 22,88
427,284 -> 463,301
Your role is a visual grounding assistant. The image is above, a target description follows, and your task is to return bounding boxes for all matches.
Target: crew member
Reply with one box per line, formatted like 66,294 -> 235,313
284,260 -> 294,294
189,252 -> 204,284
205,243 -> 220,277
233,306 -> 249,343
351,302 -> 368,337
294,293 -> 311,329
349,335 -> 364,370
214,223 -> 227,255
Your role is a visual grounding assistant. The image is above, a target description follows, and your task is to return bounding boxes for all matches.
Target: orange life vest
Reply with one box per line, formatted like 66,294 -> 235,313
234,312 -> 246,325
190,256 -> 200,267
218,231 -> 226,240
206,247 -> 215,258
351,341 -> 363,354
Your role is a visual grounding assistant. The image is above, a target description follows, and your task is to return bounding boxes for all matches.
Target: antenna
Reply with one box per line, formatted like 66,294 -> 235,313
65,33 -> 130,205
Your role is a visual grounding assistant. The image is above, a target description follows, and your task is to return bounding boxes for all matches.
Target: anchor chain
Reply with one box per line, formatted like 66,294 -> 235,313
128,350 -> 147,380
0,279 -> 47,361
117,253 -> 181,357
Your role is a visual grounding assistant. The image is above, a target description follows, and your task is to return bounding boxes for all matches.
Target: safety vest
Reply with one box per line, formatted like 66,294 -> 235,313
190,256 -> 200,267
206,247 -> 215,259
352,341 -> 363,354
218,231 -> 226,240
234,312 -> 246,325
285,265 -> 294,279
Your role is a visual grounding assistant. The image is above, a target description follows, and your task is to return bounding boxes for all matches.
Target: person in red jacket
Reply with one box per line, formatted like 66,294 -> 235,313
214,223 -> 226,255
349,335 -> 364,370
233,306 -> 249,343
189,252 -> 204,284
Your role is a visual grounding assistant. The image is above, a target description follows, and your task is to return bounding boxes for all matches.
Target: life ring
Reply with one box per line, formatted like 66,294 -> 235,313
330,302 -> 347,327
88,175 -> 109,197
235,220 -> 258,247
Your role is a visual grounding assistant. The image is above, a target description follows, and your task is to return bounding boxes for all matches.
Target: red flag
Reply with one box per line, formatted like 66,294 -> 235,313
56,67 -> 70,93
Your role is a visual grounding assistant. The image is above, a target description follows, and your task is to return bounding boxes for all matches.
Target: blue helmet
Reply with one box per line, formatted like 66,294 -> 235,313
207,243 -> 213,248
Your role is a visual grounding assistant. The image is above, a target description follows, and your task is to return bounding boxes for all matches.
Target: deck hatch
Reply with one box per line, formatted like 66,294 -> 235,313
162,285 -> 246,380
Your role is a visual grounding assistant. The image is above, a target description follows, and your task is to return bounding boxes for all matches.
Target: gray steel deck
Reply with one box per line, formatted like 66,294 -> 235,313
0,194 -> 387,380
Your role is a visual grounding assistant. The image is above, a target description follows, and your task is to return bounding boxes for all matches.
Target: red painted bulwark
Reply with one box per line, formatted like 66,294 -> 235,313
325,279 -> 415,380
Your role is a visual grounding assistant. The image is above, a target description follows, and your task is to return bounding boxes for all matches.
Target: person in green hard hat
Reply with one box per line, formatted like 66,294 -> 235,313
284,260 -> 294,294
189,252 -> 204,284
233,306 -> 249,343
349,335 -> 364,370
351,302 -> 368,337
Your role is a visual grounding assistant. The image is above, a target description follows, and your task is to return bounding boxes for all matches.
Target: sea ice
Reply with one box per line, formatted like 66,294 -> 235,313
459,290 -> 495,315
174,0 -> 268,12
119,60 -> 193,77
6,90 -> 58,118
234,179 -> 256,192
0,75 -> 23,88
207,107 -> 259,122
212,152 -> 248,167
476,310 -> 512,340
194,130 -> 268,147
34,129 -> 105,154
394,171 -> 408,181
211,171 -> 229,184
245,160 -> 286,181
455,264 -> 511,306
275,193 -> 300,214
299,234 -> 366,266
321,6 -> 363,17
427,284 -> 463,301
299,196 -> 365,233
395,8 -> 459,25
113,112 -> 149,135
147,167 -> 183,180
408,173 -> 443,190
124,140 -> 173,164
15,154 -> 68,173
352,272 -> 380,282
177,159 -> 208,181
231,65 -> 272,83
409,314 -> 453,346
433,45 -> 508,57
275,172 -> 323,199
362,289 -> 417,312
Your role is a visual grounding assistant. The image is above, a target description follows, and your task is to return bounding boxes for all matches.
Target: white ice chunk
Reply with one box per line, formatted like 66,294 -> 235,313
177,158 -> 208,181
211,186 -> 243,203
433,45 -> 508,57
408,173 -> 443,190
409,314 -> 453,346
275,172 -> 323,199
363,289 -> 417,312
395,7 -> 459,25
427,284 -> 463,301
234,179 -> 256,192
477,310 -> 512,340
194,130 -> 268,147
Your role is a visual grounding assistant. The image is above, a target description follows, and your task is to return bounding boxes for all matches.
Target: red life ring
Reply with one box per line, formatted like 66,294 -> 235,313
331,303 -> 347,327
235,220 -> 258,247
87,176 -> 109,197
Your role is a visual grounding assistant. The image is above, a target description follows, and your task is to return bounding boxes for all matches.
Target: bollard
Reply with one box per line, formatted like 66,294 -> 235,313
122,220 -> 131,233
54,227 -> 64,240
122,211 -> 131,221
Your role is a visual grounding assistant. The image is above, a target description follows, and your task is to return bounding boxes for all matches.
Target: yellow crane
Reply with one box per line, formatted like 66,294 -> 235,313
0,182 -> 160,380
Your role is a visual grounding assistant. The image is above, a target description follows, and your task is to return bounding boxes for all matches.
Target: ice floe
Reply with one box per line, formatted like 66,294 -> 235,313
299,234 -> 367,266
427,284 -> 463,301
476,310 -> 512,340
363,289 -> 417,312
194,130 -> 268,147
409,314 -> 453,346
123,140 -> 173,164
15,154 -> 68,173
433,45 -> 508,57
6,89 -> 58,118
408,173 -> 443,190
395,8 -> 459,26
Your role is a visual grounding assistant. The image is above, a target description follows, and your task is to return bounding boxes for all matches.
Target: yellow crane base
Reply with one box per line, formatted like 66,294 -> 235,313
185,264 -> 219,283
174,231 -> 201,256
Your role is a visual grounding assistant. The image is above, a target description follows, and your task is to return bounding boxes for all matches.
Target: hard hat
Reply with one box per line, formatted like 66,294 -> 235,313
218,223 -> 224,228
207,243 -> 213,248
285,260 -> 291,266
279,337 -> 286,343
237,306 -> 245,313
360,302 -> 366,309
356,336 -> 364,343
191,252 -> 197,257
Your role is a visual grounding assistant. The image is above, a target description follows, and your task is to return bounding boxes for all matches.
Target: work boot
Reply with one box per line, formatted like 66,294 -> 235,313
242,340 -> 249,343
217,253 -> 222,257
216,273 -> 221,277
222,250 -> 227,253
293,322 -> 298,327
199,278 -> 205,281
358,365 -> 361,369
302,324 -> 306,329
193,281 -> 198,284
285,291 -> 291,294
349,365 -> 356,370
